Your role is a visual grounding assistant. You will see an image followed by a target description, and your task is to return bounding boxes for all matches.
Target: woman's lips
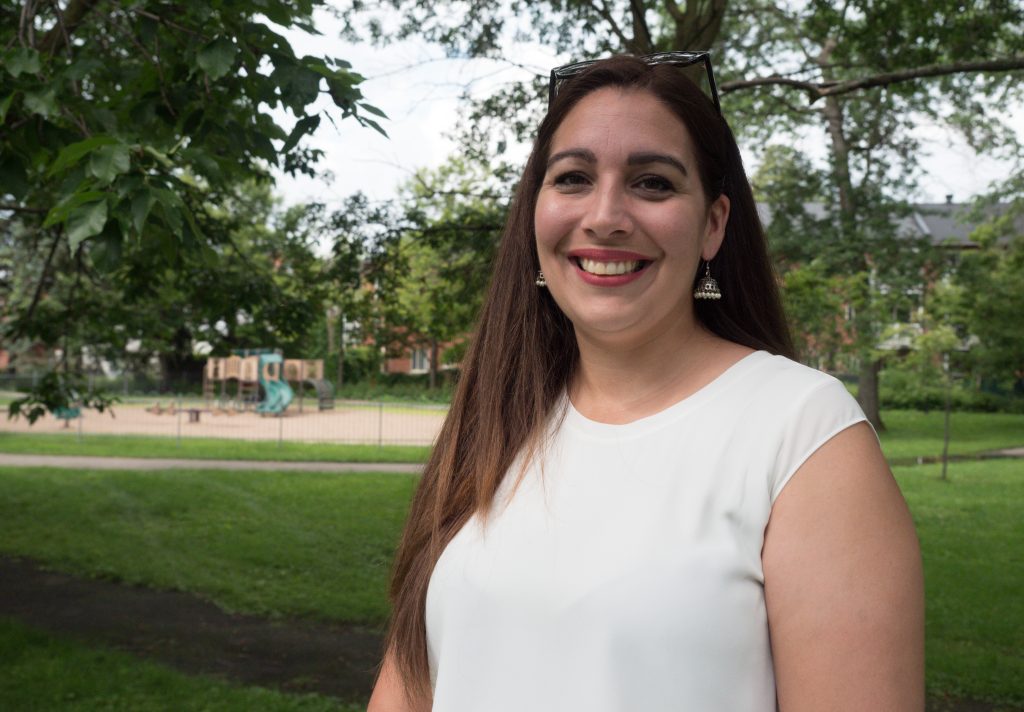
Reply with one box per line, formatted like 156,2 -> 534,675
567,249 -> 654,287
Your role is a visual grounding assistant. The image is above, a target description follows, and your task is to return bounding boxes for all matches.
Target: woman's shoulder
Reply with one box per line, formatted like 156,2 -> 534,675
716,348 -> 852,404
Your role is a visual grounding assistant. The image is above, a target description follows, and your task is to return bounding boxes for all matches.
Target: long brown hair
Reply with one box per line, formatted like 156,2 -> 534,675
383,55 -> 794,703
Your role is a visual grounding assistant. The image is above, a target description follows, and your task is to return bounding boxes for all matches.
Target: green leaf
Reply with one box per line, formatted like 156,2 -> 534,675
358,116 -> 388,138
4,48 -> 41,77
66,199 -> 109,252
88,144 -> 131,183
49,136 -> 119,176
359,102 -> 388,119
197,37 -> 238,80
23,87 -> 57,117
89,225 -> 123,273
43,190 -> 107,228
282,114 -> 320,153
131,188 -> 156,233
0,155 -> 28,199
0,93 -> 14,123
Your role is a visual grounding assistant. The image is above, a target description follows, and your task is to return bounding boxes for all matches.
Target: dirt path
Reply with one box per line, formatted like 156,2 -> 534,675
1,555 -> 1019,711
0,556 -> 383,702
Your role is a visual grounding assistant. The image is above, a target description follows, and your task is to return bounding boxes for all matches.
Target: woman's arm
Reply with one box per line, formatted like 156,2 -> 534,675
367,650 -> 431,712
763,422 -> 925,711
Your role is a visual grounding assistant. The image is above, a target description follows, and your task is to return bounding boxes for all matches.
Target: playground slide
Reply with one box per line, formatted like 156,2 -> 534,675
257,377 -> 293,414
256,353 -> 294,415
305,378 -> 335,410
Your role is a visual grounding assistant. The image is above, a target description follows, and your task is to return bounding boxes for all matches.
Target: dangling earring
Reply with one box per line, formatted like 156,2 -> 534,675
693,261 -> 722,300
535,270 -> 547,288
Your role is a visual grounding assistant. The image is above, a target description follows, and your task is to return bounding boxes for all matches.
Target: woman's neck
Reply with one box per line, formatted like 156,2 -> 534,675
569,319 -> 751,425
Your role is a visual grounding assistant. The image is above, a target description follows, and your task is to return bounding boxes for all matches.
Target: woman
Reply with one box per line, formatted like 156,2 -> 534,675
369,55 -> 924,712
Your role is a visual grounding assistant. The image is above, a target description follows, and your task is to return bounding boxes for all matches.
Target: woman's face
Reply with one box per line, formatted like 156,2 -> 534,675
534,87 -> 729,346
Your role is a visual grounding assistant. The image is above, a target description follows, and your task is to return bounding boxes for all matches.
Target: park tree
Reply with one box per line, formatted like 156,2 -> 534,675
1,0 -> 383,421
341,0 -> 1024,429
333,159 -> 506,389
956,174 -> 1024,386
2,179 -> 333,400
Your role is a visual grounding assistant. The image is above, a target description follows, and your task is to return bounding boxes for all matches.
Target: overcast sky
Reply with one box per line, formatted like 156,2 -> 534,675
272,9 -> 1023,215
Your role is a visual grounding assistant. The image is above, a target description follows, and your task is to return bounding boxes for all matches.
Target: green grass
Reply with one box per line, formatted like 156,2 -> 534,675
0,467 -> 417,624
878,410 -> 1024,462
0,618 -> 364,711
1,459 -> 1022,704
0,432 -> 431,463
894,459 -> 1024,705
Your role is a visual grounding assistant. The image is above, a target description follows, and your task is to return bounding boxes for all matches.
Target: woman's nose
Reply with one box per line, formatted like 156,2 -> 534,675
581,182 -> 633,239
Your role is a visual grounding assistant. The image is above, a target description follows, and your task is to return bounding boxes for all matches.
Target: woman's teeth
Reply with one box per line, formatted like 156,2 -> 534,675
578,258 -> 642,275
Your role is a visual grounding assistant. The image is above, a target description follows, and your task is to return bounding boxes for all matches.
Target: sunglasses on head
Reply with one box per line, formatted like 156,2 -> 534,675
548,51 -> 721,114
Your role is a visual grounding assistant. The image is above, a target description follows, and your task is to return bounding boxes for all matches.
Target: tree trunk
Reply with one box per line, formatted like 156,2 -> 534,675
819,46 -> 885,429
335,315 -> 345,389
857,357 -> 885,431
428,338 -> 439,390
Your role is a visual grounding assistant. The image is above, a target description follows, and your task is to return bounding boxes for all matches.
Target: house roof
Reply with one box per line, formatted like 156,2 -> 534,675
759,200 -> 1020,248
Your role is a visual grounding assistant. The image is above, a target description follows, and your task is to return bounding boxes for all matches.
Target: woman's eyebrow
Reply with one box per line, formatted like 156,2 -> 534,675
628,152 -> 688,176
546,148 -> 595,169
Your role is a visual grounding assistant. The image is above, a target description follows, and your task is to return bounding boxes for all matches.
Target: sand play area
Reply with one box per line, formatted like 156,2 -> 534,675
0,401 -> 446,446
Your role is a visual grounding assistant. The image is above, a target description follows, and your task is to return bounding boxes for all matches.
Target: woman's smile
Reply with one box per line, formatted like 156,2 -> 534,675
569,248 -> 654,285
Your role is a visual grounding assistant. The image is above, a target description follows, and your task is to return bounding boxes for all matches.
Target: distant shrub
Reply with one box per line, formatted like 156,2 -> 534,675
879,367 -> 1024,413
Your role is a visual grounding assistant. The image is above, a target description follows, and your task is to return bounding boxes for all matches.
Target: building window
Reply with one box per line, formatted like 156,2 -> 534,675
411,348 -> 429,373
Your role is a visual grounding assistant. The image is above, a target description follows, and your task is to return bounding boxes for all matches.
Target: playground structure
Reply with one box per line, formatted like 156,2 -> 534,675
201,351 -> 334,416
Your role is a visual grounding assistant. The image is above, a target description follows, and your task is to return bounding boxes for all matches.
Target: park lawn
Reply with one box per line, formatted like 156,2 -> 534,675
878,410 -> 1024,462
0,618 -> 364,712
0,467 -> 417,624
894,459 -> 1024,706
0,432 -> 431,463
0,461 -> 1022,704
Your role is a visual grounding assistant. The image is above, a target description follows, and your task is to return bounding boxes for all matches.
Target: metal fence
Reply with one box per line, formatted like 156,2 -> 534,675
0,375 -> 446,447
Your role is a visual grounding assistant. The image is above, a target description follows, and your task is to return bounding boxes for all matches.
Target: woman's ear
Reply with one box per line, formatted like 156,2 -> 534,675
701,194 -> 730,261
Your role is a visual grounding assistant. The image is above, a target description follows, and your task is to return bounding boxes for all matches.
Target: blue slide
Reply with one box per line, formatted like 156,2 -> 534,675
256,353 -> 294,414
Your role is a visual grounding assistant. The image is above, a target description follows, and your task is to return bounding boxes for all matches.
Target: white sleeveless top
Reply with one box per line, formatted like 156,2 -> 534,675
425,352 -> 866,711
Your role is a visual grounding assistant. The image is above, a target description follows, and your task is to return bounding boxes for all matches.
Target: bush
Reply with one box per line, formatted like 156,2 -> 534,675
335,372 -> 453,404
879,368 -> 1024,413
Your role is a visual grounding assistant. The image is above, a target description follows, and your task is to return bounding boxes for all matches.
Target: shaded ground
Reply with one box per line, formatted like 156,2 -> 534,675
1,555 -> 1020,711
0,556 -> 383,702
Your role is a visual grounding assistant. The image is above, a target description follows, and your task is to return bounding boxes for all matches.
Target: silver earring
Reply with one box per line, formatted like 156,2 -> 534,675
693,262 -> 722,300
535,270 -> 547,287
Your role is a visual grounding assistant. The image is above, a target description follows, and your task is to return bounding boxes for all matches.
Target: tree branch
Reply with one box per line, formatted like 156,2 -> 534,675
661,0 -> 683,24
23,228 -> 63,327
720,75 -> 819,95
590,0 -> 633,53
628,0 -> 653,54
820,56 -> 1024,99
0,203 -> 47,213
721,56 -> 1024,103
39,0 -> 102,55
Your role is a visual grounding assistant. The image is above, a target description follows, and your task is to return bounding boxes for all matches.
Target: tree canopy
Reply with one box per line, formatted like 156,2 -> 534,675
1,0 -> 383,420
340,0 -> 1024,426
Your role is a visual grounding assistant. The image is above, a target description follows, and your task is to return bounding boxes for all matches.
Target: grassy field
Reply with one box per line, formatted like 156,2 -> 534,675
879,410 -> 1024,462
894,460 -> 1024,706
0,432 -> 431,463
0,467 -> 416,623
1,460 -> 1022,705
0,619 -> 364,711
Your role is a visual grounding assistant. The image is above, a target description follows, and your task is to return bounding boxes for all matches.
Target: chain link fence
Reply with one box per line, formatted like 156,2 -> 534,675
0,374 -> 446,447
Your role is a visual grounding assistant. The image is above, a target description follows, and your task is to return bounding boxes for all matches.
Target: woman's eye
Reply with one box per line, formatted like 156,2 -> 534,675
636,175 -> 674,192
553,171 -> 589,189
